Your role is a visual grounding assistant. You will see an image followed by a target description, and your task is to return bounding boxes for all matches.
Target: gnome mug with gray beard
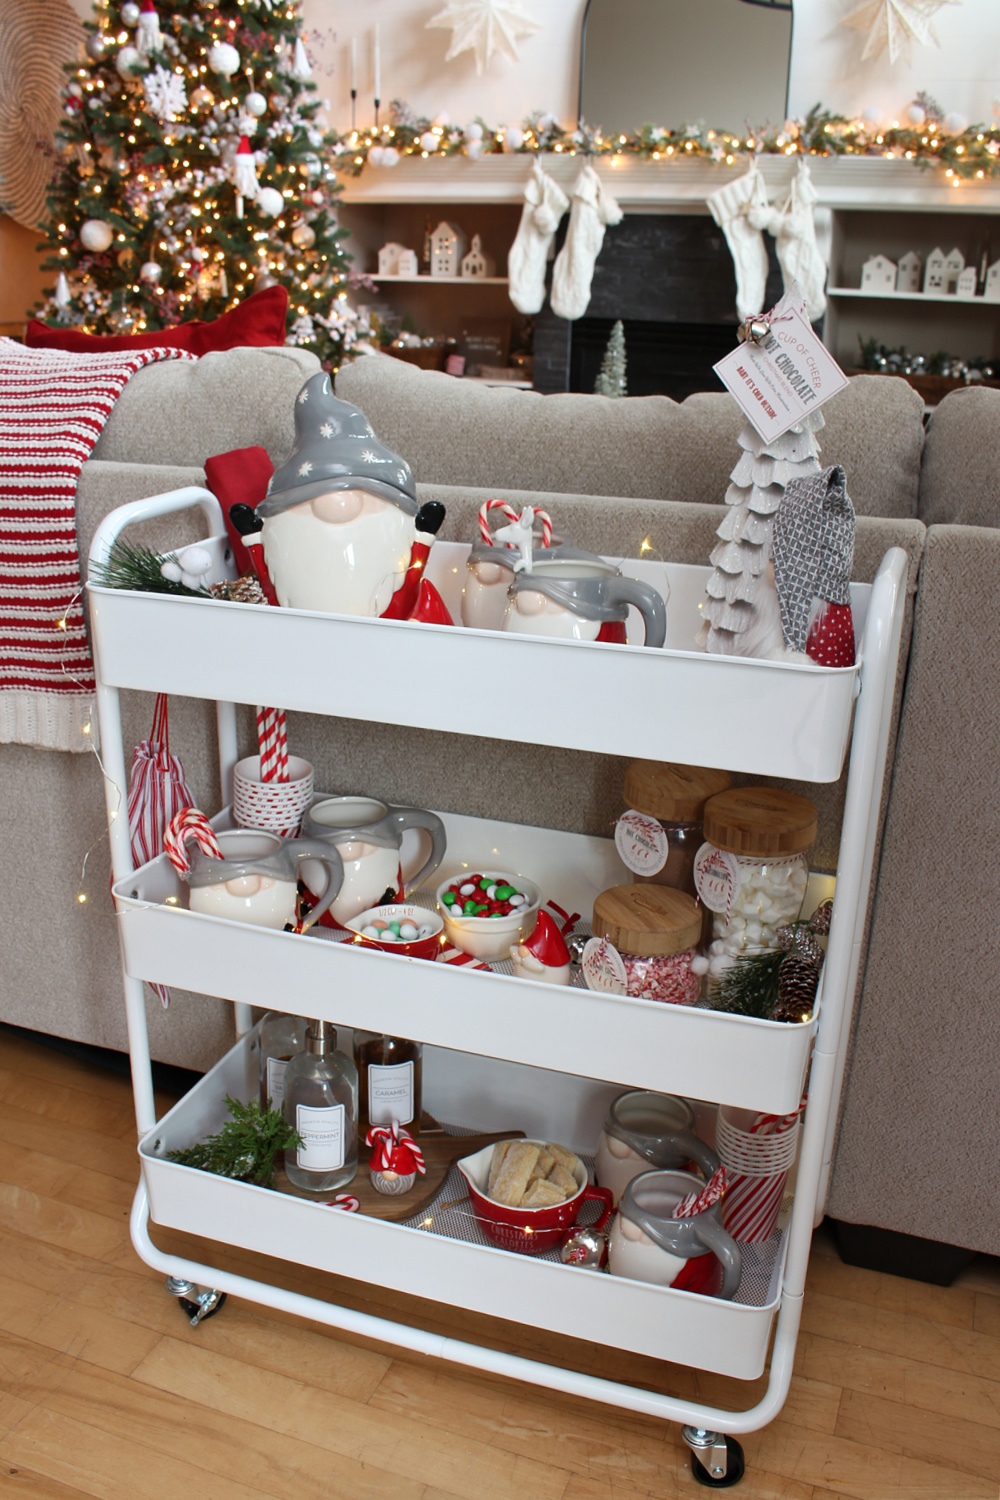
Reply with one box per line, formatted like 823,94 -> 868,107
257,373 -> 446,620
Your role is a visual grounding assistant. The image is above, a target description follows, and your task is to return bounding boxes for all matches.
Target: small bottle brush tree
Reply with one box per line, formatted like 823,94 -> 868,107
594,319 -> 627,397
36,0 -> 359,369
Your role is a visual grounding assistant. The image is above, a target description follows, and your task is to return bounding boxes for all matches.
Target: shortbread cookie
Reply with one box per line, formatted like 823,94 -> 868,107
491,1141 -> 541,1205
521,1177 -> 566,1209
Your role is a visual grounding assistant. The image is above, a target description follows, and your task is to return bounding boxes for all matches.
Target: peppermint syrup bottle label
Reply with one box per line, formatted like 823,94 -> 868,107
295,1103 -> 346,1171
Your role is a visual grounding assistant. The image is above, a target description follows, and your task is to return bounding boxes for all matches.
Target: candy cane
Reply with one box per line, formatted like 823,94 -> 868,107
366,1122 -> 425,1174
322,1194 -> 360,1212
478,498 -> 554,550
164,807 -> 223,874
674,1165 -> 728,1219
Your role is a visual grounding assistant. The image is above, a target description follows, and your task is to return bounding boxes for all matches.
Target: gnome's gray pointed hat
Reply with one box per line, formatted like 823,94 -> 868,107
257,371 -> 418,518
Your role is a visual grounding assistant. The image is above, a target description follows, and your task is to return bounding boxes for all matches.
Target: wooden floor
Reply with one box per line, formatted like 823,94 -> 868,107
1,1028 -> 999,1500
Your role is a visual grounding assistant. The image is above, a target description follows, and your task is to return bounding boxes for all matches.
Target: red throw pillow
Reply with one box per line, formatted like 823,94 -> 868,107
25,285 -> 288,355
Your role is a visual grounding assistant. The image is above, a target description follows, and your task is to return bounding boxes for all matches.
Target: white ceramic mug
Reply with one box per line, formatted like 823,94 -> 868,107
302,795 -> 447,925
607,1169 -> 742,1299
595,1089 -> 719,1207
185,829 -> 342,932
502,557 -> 667,647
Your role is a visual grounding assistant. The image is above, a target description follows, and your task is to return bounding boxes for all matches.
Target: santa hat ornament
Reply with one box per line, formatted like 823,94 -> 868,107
510,911 -> 572,986
233,136 -> 259,220
367,1122 -> 426,1195
771,464 -> 856,668
136,0 -> 161,56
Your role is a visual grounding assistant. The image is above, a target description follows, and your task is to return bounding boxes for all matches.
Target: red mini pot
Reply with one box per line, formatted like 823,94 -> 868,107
457,1140 -> 613,1256
344,903 -> 445,962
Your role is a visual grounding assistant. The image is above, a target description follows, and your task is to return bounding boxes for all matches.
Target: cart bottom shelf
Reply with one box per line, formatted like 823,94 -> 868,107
138,1028 -> 788,1381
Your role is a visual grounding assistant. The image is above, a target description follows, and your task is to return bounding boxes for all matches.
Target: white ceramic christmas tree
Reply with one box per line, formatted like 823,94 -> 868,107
701,414 -> 824,658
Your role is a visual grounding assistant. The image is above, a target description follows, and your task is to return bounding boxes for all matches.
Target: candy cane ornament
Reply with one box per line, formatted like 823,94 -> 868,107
478,498 -> 553,550
164,807 -> 224,875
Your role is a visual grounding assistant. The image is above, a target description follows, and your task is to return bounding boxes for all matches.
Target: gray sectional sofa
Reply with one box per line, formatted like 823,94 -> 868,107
3,345 -> 995,1264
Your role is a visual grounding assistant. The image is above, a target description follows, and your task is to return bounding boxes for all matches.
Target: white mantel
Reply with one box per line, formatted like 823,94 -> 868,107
339,154 -> 1000,215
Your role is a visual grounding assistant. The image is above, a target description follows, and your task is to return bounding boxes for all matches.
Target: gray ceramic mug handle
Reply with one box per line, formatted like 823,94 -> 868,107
672,1129 -> 720,1183
607,576 -> 667,649
388,805 -> 447,893
693,1214 -> 743,1300
291,840 -> 344,931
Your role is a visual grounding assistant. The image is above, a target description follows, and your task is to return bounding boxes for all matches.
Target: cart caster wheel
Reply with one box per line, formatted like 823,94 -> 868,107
165,1277 -> 227,1327
682,1428 -> 745,1488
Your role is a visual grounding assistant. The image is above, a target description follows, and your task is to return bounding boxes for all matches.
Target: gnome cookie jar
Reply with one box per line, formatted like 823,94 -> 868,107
257,373 -> 449,622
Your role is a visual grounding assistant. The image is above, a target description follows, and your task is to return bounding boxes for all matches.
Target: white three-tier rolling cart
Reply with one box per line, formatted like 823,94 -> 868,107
88,485 -> 908,1488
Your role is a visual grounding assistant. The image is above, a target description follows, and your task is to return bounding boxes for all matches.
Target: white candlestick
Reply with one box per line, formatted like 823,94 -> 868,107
350,34 -> 357,92
373,23 -> 381,102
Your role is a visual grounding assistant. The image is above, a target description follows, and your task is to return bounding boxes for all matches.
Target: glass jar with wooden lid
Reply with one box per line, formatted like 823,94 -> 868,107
621,761 -> 732,897
697,787 -> 818,957
591,884 -> 706,1005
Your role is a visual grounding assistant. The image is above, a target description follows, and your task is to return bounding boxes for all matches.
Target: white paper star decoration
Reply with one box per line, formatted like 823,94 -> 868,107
840,0 -> 961,67
427,0 -> 541,75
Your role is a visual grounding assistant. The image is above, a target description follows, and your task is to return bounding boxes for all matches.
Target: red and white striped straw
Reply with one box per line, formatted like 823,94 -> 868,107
164,806 -> 224,874
750,1091 -> 808,1136
478,498 -> 554,550
673,1164 -> 728,1219
256,705 -> 289,782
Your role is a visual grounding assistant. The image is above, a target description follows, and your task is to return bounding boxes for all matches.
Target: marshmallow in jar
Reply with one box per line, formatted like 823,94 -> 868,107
591,884 -> 704,1005
696,787 -> 817,958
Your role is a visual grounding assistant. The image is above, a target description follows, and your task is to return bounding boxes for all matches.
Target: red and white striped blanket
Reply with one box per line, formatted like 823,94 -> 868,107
0,339 -> 195,750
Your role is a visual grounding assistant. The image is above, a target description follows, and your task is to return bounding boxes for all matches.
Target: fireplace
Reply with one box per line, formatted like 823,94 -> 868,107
533,213 -> 784,399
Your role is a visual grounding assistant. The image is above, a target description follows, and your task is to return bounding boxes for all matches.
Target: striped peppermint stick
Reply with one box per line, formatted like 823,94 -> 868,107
322,1195 -> 360,1212
673,1165 -> 728,1219
256,705 -> 288,782
163,807 -> 223,874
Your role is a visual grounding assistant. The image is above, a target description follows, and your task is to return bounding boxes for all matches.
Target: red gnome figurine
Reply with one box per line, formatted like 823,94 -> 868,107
509,910 -> 572,986
367,1122 -> 426,1196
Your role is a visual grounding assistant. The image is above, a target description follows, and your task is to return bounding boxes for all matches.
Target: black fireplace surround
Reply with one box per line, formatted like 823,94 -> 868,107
534,212 -> 785,400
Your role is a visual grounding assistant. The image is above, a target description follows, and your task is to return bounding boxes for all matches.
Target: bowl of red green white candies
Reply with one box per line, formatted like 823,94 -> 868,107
344,903 -> 445,961
435,870 -> 541,960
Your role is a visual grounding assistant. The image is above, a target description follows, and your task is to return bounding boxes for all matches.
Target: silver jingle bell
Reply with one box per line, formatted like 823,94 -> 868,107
566,933 -> 588,966
560,1226 -> 608,1268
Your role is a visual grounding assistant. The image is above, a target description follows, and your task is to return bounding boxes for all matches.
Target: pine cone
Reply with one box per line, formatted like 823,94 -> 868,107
209,573 -> 266,604
773,954 -> 821,1023
809,899 -> 833,937
775,923 -> 824,966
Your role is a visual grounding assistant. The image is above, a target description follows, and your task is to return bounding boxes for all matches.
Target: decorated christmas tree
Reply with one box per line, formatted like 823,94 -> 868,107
701,414 -> 824,657
594,319 -> 627,397
34,0 -> 358,368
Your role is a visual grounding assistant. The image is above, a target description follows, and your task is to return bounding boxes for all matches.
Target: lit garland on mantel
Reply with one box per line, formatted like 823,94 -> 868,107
330,102 -> 1000,185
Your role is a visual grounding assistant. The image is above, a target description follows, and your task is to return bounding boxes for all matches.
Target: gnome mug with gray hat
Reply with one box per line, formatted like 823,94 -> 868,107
258,373 -> 449,620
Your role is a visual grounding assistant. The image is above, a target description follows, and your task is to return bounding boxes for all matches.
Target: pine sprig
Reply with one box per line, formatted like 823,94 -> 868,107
90,537 -> 205,596
167,1095 -> 302,1189
707,949 -> 786,1021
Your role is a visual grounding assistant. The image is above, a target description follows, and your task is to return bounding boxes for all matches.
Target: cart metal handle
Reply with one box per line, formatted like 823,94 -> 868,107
88,485 -> 225,574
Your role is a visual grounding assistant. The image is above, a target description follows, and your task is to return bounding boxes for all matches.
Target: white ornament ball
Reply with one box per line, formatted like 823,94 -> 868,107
907,104 -> 926,126
269,92 -> 285,112
503,127 -> 524,151
419,131 -> 438,153
291,221 -> 316,249
380,146 -> 399,167
464,139 -> 483,160
115,45 -> 142,78
139,260 -> 162,283
159,560 -> 183,583
67,81 -> 82,97
945,112 -> 968,134
368,145 -> 385,167
255,186 -> 284,217
432,111 -> 450,128
189,245 -> 206,263
310,189 -> 324,205
79,218 -> 113,253
244,90 -> 267,117
208,41 -> 240,78
465,121 -> 483,141
121,0 -> 140,23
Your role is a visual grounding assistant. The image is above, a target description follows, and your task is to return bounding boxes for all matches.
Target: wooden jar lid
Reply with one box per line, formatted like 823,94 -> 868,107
623,760 -> 732,823
592,884 -> 703,956
702,787 -> 818,858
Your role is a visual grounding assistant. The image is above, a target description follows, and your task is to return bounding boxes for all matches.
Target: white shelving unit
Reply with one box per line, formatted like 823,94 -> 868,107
371,273 -> 509,285
88,486 -> 908,1475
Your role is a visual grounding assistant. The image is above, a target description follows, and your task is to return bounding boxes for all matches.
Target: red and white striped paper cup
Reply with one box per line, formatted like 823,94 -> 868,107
233,754 -> 313,839
715,1105 -> 800,1243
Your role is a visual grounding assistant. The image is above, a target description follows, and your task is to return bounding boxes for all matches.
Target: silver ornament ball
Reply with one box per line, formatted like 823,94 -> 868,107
121,1 -> 140,23
139,260 -> 162,284
85,31 -> 107,59
115,45 -> 142,78
291,221 -> 316,249
560,1227 -> 608,1268
244,90 -> 267,117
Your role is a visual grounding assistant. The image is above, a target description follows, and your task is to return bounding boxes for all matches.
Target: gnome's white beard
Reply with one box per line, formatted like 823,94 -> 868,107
262,495 -> 415,616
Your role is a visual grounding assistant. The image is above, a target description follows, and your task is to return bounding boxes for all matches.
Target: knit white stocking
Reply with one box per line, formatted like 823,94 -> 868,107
747,160 -> 827,322
706,165 -> 770,321
508,160 -> 570,316
549,165 -> 623,321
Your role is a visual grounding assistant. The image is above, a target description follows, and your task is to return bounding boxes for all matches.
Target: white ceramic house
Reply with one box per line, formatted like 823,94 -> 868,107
923,247 -> 947,294
860,254 -> 896,294
944,248 -> 966,291
429,221 -> 468,277
461,233 -> 496,279
377,241 -> 418,277
956,266 -> 978,301
896,251 -> 922,293
984,259 -> 1000,303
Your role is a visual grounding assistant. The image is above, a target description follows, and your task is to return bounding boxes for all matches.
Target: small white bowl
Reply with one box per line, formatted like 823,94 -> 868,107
435,869 -> 541,961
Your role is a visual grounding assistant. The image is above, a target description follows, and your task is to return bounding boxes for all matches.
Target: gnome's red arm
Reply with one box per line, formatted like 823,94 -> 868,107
380,500 -> 452,623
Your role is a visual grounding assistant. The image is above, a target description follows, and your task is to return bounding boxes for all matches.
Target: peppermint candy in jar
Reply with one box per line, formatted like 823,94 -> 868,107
590,884 -> 704,1006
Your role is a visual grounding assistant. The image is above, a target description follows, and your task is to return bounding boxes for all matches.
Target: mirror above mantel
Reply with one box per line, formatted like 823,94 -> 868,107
578,0 -> 793,138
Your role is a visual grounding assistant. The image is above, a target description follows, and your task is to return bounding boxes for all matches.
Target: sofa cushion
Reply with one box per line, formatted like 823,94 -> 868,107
336,356 -> 923,519
918,386 -> 1000,527
92,344 -> 321,468
26,285 -> 288,355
